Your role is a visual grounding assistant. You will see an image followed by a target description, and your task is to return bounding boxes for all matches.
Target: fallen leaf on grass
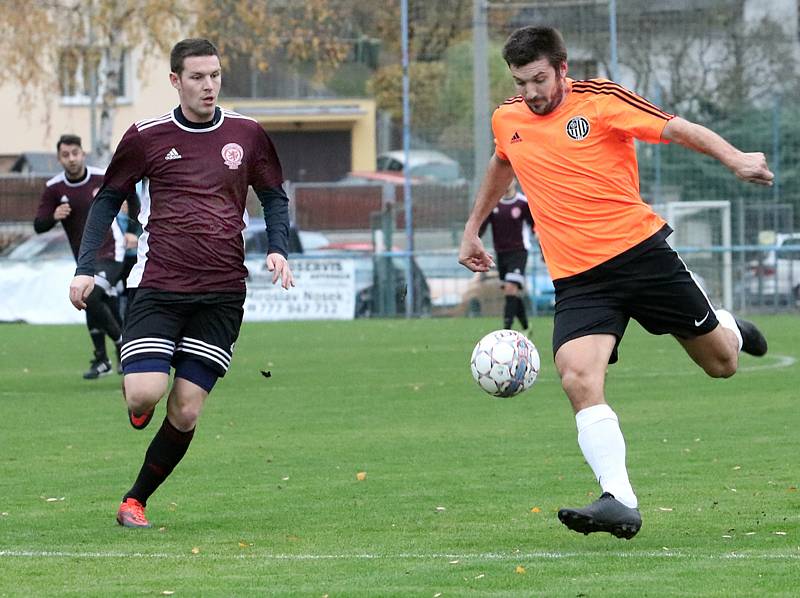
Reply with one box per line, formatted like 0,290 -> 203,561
515,565 -> 526,574
530,507 -> 541,513
356,471 -> 367,481
191,547 -> 200,554
239,541 -> 253,548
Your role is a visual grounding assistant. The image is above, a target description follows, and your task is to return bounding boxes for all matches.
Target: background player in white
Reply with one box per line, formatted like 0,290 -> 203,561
69,39 -> 293,528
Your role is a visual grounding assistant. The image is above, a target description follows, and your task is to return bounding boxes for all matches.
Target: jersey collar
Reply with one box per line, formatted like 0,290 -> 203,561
171,106 -> 225,133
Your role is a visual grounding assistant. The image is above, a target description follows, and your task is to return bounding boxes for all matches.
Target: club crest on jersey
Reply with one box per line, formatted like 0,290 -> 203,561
566,116 -> 590,141
221,143 -> 244,169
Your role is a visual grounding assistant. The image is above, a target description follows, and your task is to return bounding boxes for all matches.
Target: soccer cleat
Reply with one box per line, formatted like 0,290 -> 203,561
128,406 -> 155,430
735,317 -> 768,357
558,492 -> 642,539
83,358 -> 113,380
116,498 -> 151,528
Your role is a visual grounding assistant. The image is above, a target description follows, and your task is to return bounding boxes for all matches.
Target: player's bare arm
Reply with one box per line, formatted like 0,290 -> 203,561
662,116 -> 774,186
459,154 -> 515,272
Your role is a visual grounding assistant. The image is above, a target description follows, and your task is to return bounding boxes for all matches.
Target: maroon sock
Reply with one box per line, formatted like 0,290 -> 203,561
123,417 -> 194,506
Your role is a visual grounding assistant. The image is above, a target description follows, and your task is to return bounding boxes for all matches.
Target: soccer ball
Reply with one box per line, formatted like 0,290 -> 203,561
470,329 -> 540,397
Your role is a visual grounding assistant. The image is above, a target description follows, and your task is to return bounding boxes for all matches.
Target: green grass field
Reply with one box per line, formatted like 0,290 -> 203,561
1,316 -> 798,596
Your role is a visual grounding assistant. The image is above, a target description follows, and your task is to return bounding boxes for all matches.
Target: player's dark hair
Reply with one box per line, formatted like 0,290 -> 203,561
170,38 -> 219,75
502,26 -> 567,70
56,134 -> 82,152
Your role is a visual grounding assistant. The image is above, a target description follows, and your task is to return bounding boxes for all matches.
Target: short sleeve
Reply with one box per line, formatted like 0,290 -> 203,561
102,125 -> 147,195
491,109 -> 509,161
599,82 -> 674,144
250,128 -> 284,190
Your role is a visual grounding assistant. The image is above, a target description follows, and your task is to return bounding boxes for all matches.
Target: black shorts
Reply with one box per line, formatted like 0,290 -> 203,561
94,259 -> 123,295
552,230 -> 718,364
497,249 -> 528,288
120,289 -> 246,376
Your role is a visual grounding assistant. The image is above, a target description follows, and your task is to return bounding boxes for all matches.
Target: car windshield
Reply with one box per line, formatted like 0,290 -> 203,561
408,163 -> 460,182
3,233 -> 71,260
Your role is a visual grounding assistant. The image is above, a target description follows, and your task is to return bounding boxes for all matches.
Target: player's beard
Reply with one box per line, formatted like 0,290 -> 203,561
526,77 -> 567,116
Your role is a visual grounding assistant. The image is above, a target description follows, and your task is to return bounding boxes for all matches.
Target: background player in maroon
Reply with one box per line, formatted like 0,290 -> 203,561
478,178 -> 534,334
68,39 -> 294,528
34,134 -> 126,379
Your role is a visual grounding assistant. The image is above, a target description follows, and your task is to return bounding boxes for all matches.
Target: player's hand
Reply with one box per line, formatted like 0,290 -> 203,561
54,204 -> 71,220
458,234 -> 495,272
69,275 -> 95,310
124,233 -> 138,249
266,253 -> 295,290
733,152 -> 774,186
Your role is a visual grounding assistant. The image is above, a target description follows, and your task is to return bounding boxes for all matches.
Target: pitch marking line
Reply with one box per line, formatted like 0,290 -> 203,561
1,550 -> 798,561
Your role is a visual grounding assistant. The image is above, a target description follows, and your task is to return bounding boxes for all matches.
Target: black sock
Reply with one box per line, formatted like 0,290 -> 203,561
516,295 -> 529,330
503,296 -> 515,329
89,329 -> 107,361
124,417 -> 195,506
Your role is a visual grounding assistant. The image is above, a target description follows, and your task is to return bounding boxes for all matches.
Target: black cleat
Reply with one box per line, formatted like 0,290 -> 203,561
558,492 -> 642,539
735,318 -> 767,357
83,358 -> 113,380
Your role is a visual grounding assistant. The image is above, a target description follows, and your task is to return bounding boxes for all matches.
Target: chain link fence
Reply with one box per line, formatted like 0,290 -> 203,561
2,0 -> 800,317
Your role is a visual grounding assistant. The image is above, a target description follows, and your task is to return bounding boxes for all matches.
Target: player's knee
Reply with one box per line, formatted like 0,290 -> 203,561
122,362 -> 171,410
169,402 -> 203,430
558,364 -> 596,398
123,383 -> 165,412
703,353 -> 738,379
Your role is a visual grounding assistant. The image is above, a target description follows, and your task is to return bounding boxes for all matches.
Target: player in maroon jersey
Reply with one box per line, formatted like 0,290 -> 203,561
68,39 -> 294,528
34,134 -> 127,379
478,179 -> 535,334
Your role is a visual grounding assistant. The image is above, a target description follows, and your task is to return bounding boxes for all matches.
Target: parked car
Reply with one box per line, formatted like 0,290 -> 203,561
1,229 -> 71,260
375,149 -> 464,184
417,251 -> 555,317
745,232 -> 800,304
0,229 -> 82,324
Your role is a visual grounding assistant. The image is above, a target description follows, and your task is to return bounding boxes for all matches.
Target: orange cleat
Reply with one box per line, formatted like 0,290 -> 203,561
116,498 -> 151,528
128,407 -> 155,430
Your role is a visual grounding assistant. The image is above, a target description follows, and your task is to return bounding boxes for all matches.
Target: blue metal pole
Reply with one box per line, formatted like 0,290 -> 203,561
608,0 -> 619,82
401,0 -> 415,317
772,91 -> 781,204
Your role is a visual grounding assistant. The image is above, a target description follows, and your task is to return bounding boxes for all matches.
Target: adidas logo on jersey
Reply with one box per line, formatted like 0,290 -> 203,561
510,131 -> 523,144
164,148 -> 182,160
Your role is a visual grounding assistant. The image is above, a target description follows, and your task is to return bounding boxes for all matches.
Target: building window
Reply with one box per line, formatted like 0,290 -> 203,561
59,46 -> 129,104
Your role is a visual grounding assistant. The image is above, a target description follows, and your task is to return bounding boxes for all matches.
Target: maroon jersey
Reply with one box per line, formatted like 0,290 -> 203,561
479,192 -> 534,254
102,106 -> 284,292
36,167 -> 120,261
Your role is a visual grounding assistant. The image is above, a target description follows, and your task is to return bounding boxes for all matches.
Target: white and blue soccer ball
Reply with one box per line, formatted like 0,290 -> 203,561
470,329 -> 540,397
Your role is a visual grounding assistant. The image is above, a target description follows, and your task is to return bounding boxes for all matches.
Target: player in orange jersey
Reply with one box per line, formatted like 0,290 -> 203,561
459,26 -> 773,539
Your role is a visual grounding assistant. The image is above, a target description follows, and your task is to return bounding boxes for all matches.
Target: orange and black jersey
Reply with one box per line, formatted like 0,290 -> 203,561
493,78 -> 674,280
